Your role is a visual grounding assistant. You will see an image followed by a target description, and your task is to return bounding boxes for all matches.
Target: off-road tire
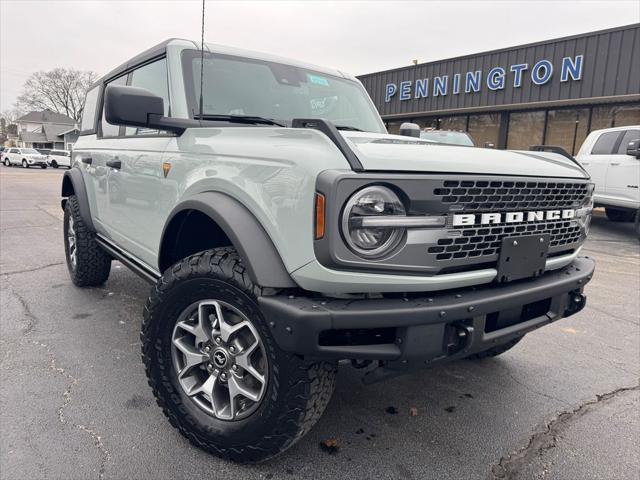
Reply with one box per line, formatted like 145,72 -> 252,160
605,207 -> 635,222
142,247 -> 337,463
63,195 -> 111,286
466,336 -> 523,360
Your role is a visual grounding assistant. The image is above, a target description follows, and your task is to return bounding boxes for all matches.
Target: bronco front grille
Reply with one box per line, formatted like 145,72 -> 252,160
427,219 -> 582,261
426,178 -> 589,263
433,180 -> 589,212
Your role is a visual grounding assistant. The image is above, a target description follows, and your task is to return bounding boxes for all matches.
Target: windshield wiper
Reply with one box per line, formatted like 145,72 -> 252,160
194,114 -> 286,127
335,125 -> 363,131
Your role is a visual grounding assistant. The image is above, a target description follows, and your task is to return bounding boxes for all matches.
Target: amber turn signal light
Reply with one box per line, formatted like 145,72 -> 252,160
315,193 -> 326,240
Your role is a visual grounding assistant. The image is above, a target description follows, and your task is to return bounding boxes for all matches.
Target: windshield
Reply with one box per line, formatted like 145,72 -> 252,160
182,50 -> 385,133
420,131 -> 475,146
21,148 -> 41,154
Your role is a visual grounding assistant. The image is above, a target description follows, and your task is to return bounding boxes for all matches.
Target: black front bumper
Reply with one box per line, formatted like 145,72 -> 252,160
259,257 -> 595,364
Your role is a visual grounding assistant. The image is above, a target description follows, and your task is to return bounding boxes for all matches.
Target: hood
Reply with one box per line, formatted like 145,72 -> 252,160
341,131 -> 588,179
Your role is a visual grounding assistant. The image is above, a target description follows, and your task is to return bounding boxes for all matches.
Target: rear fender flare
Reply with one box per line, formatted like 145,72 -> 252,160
61,167 -> 95,231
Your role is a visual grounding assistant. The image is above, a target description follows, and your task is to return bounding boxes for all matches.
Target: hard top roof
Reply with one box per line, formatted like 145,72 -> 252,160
94,38 -> 354,87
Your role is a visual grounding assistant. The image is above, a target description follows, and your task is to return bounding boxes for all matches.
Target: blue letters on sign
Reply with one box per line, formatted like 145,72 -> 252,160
433,75 -> 448,96
531,60 -> 553,85
487,67 -> 505,91
452,73 -> 460,95
400,81 -> 412,100
385,83 -> 397,102
381,56 -> 582,101
561,55 -> 583,82
415,78 -> 429,98
465,71 -> 481,93
510,63 -> 528,88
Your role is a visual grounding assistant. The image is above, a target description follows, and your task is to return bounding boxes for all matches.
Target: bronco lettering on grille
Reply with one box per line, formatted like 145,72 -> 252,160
452,209 -> 576,226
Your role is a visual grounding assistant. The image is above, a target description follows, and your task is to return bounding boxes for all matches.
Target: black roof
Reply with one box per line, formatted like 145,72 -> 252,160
92,38 -> 198,87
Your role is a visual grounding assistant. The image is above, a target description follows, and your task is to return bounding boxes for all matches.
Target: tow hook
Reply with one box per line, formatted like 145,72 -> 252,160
446,322 -> 474,355
565,291 -> 586,315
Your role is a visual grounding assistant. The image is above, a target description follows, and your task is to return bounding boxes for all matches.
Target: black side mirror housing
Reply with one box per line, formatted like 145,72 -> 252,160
104,85 -> 192,134
625,139 -> 640,159
104,85 -> 164,128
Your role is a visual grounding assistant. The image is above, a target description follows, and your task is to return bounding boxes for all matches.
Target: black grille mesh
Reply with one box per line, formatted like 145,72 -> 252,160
433,180 -> 589,212
428,179 -> 588,262
427,219 -> 582,261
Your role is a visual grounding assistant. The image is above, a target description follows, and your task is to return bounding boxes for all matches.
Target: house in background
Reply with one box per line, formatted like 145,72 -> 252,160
16,110 -> 79,151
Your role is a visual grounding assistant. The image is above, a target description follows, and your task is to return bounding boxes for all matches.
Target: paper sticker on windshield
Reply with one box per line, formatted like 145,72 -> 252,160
310,96 -> 338,115
308,74 -> 329,87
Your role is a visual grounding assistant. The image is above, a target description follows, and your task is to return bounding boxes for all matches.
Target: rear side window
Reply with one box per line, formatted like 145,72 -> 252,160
80,86 -> 100,133
591,131 -> 622,154
616,130 -> 640,154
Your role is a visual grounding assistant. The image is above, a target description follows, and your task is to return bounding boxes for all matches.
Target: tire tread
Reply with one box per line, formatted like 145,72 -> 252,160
64,195 -> 111,286
141,247 -> 336,462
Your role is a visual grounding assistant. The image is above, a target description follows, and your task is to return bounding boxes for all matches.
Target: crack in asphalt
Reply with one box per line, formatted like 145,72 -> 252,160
488,383 -> 640,480
6,283 -> 39,335
32,339 -> 112,480
6,280 -> 112,480
1,261 -> 64,277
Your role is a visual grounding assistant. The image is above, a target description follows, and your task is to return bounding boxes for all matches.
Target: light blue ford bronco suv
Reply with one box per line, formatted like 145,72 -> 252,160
62,39 -> 595,462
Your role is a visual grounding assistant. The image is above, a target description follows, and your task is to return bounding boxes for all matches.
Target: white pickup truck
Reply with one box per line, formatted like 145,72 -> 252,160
576,126 -> 640,225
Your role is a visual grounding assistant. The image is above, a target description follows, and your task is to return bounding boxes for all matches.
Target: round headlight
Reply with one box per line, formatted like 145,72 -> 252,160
341,186 -> 406,258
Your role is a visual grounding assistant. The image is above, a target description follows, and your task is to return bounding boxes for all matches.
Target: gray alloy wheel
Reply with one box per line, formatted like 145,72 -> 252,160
67,215 -> 77,271
171,299 -> 268,421
22,159 -> 28,168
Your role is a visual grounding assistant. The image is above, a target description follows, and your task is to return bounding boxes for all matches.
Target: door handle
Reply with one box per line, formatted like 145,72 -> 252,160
610,162 -> 621,166
106,159 -> 122,169
81,157 -> 92,165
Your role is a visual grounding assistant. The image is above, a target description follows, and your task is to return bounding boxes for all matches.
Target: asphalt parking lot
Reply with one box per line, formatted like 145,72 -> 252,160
0,166 -> 638,480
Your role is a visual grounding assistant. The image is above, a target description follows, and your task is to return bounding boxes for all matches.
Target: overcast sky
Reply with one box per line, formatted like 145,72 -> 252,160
1,0 -> 638,112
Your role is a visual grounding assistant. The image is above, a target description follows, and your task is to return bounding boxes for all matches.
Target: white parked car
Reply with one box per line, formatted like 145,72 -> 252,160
576,125 -> 640,222
47,149 -> 72,169
2,147 -> 48,169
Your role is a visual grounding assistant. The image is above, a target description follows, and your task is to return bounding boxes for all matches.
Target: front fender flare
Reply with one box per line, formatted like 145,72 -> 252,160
160,192 -> 297,289
61,167 -> 95,231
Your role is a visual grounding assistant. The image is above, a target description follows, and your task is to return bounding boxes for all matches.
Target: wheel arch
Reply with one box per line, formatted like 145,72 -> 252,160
158,192 -> 296,288
61,168 -> 95,231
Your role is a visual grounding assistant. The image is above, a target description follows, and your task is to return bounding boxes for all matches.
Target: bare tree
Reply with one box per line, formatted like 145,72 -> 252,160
16,68 -> 98,122
0,109 -> 23,137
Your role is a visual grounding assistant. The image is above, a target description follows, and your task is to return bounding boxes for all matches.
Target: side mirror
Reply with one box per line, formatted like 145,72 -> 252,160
105,85 -> 164,128
626,139 -> 640,159
483,142 -> 495,149
104,85 -> 188,134
399,122 -> 421,138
